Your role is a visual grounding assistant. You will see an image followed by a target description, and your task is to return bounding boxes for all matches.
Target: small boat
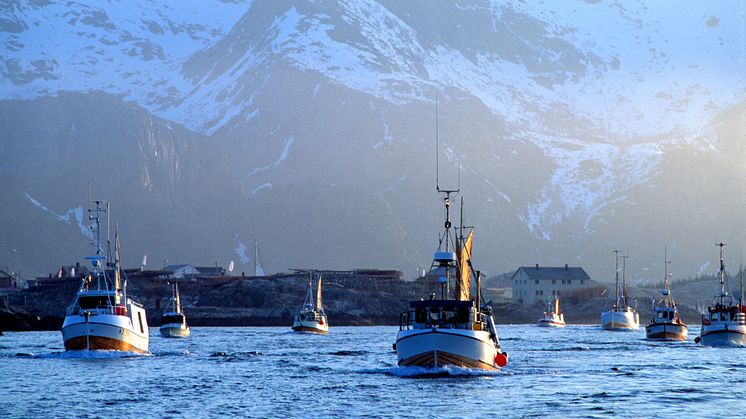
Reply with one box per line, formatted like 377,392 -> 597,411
61,201 -> 149,353
600,250 -> 639,330
395,191 -> 508,371
292,274 -> 328,334
160,282 -> 190,338
696,243 -> 746,346
537,298 -> 565,327
645,249 -> 687,341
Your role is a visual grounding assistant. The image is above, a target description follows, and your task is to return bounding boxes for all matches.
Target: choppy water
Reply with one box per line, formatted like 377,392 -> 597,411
1,325 -> 745,417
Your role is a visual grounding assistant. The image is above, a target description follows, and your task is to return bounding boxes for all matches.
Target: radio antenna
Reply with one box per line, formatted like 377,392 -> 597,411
436,93 -> 440,191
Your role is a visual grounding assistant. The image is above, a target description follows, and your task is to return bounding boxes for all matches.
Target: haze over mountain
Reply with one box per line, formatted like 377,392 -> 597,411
1,0 -> 745,284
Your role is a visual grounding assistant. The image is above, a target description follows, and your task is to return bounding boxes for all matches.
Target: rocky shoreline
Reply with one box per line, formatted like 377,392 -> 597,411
1,272 -> 706,332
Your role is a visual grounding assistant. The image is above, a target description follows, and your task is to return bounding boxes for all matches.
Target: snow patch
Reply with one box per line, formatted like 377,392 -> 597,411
252,183 -> 273,195
25,193 -> 92,239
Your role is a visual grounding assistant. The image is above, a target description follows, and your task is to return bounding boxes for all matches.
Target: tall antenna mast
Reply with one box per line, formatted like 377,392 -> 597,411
664,246 -> 671,291
436,93 -> 439,191
621,253 -> 630,307
717,242 -> 727,303
612,250 -> 620,308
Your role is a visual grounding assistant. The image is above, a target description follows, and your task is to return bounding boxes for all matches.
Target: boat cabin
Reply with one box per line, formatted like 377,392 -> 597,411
161,313 -> 185,325
706,304 -> 746,324
400,299 -> 485,331
653,307 -> 679,323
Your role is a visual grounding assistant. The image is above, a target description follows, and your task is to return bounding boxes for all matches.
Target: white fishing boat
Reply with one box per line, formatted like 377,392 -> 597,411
292,274 -> 328,334
395,188 -> 508,371
695,243 -> 746,347
645,249 -> 687,341
600,250 -> 639,330
61,200 -> 149,353
160,282 -> 190,338
537,298 -> 565,327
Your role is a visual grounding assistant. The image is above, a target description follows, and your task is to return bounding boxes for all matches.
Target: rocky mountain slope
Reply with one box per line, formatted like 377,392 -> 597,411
1,1 -> 745,283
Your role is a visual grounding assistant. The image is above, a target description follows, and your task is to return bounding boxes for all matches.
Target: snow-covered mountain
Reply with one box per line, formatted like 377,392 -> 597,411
1,0 -> 745,282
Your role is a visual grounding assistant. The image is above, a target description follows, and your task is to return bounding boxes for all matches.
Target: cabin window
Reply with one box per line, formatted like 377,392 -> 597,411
567,280 -> 572,285
414,308 -> 427,323
658,312 -> 663,319
138,312 -> 144,333
162,315 -> 183,324
78,296 -> 113,309
711,313 -> 719,321
539,290 -> 544,296
581,280 -> 586,285
430,307 -> 440,322
456,307 -> 470,323
535,280 -> 539,285
552,280 -> 556,284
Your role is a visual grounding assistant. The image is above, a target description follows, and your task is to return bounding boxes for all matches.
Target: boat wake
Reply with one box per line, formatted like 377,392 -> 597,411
362,365 -> 503,378
208,350 -> 261,361
36,350 -> 152,359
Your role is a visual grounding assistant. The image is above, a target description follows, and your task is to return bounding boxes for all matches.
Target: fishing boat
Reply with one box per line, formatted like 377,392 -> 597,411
160,282 -> 190,338
394,189 -> 508,371
600,250 -> 639,330
61,200 -> 149,353
645,249 -> 687,341
695,243 -> 746,346
292,274 -> 328,334
537,298 -> 565,327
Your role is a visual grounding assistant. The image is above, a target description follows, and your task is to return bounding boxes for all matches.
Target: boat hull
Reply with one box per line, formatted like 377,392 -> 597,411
645,322 -> 688,341
61,313 -> 149,354
601,310 -> 639,330
537,319 -> 565,327
699,325 -> 746,347
159,325 -> 190,338
395,329 -> 501,370
292,320 -> 328,334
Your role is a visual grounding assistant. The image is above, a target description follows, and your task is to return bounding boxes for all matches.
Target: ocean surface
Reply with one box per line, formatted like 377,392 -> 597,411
2,325 -> 745,418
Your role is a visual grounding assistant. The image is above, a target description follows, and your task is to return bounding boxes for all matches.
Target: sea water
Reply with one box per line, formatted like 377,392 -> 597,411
1,325 -> 744,418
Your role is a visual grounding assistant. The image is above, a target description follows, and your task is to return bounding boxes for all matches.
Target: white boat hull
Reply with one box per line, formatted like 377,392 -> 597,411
292,319 -> 328,334
160,324 -> 190,338
395,329 -> 501,370
645,322 -> 688,341
699,324 -> 746,347
537,319 -> 565,327
61,312 -> 149,353
601,310 -> 639,330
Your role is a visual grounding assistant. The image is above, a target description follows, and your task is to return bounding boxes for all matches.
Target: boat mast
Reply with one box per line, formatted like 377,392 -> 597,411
738,248 -> 743,311
621,253 -> 630,308
717,242 -> 727,305
87,199 -> 108,290
175,282 -> 181,314
434,92 -> 458,299
612,250 -> 620,308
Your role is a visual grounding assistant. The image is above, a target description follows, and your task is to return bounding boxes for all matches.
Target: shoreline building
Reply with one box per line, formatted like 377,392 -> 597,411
511,264 -> 590,305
